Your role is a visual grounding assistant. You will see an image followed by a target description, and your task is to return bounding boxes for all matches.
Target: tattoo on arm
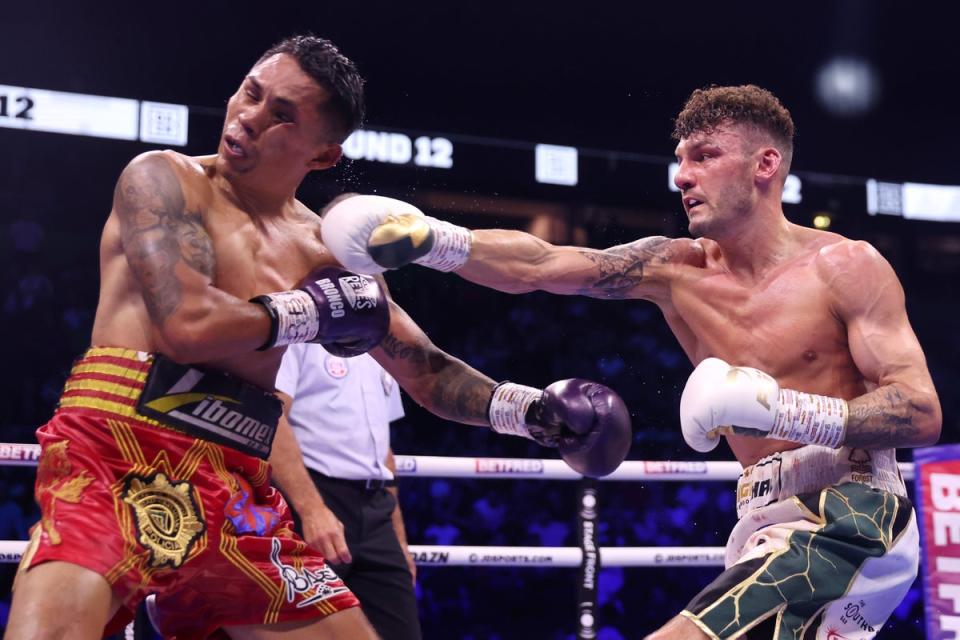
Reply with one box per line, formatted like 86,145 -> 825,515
577,236 -> 672,298
844,385 -> 921,448
379,332 -> 430,366
379,330 -> 495,424
429,366 -> 496,424
114,156 -> 215,324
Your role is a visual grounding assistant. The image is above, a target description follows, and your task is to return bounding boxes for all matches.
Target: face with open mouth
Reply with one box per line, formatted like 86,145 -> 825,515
217,53 -> 342,182
673,125 -> 758,238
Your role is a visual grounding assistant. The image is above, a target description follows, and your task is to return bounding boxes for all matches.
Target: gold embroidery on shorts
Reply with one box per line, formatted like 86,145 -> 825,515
122,473 -> 205,568
37,441 -> 94,544
13,525 -> 43,592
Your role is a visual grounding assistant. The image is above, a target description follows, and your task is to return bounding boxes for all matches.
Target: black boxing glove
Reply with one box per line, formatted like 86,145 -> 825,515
487,379 -> 632,478
252,267 -> 389,356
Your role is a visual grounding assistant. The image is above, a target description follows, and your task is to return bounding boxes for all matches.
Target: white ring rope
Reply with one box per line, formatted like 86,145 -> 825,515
0,539 -> 725,568
0,443 -> 916,569
0,444 -> 917,481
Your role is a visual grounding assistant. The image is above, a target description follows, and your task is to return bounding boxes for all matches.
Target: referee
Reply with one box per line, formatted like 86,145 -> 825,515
272,342 -> 421,639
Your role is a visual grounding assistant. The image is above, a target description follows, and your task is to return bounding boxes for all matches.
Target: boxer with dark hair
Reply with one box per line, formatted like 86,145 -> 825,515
323,84 -> 941,639
7,35 -> 630,640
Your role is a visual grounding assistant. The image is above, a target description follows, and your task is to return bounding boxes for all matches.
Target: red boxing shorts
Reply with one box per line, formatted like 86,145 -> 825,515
19,347 -> 360,638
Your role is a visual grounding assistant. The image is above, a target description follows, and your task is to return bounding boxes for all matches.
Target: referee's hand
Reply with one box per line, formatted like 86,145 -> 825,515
303,502 -> 352,565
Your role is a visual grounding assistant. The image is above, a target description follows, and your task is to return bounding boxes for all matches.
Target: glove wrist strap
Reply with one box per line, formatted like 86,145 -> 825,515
488,382 -> 543,440
251,291 -> 320,350
413,218 -> 472,272
769,388 -> 848,448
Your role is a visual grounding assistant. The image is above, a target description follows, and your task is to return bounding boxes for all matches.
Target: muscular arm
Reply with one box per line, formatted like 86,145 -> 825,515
114,152 -> 271,361
458,230 -> 697,301
370,301 -> 495,425
823,241 -> 941,448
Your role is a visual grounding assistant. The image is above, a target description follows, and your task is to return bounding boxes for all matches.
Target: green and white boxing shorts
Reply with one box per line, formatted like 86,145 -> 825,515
681,446 -> 919,639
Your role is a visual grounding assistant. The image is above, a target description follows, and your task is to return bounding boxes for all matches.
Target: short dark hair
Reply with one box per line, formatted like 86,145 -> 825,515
257,35 -> 365,142
672,85 -> 794,166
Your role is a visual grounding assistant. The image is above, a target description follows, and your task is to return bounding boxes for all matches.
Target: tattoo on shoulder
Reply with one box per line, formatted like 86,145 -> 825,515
577,236 -> 673,298
114,156 -> 215,324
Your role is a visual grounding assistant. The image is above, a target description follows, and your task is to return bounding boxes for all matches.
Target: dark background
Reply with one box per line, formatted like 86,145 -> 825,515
1,1 -> 958,638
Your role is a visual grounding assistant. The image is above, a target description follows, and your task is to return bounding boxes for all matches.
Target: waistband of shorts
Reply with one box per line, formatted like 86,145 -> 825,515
735,445 -> 906,519
59,347 -> 157,419
58,347 -> 280,459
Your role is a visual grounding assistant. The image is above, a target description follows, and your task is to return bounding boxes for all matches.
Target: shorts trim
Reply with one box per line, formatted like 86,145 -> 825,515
219,521 -> 286,624
679,610 -> 721,639
691,483 -> 916,639
692,530 -> 803,624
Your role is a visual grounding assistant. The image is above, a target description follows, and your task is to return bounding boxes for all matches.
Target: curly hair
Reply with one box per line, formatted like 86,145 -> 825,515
672,85 -> 794,162
258,35 -> 365,143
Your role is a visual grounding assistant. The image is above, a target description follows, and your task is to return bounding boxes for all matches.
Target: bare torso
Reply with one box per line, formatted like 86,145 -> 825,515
91,151 -> 338,390
656,229 -> 867,466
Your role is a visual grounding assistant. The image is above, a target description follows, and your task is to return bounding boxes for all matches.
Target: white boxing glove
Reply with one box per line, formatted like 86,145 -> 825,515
321,195 -> 472,274
680,357 -> 847,453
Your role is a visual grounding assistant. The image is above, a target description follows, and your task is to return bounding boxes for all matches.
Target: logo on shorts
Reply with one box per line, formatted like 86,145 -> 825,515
269,538 -> 351,607
848,449 -> 874,483
122,473 -> 205,568
138,362 -> 278,458
338,275 -> 379,311
839,600 -> 875,634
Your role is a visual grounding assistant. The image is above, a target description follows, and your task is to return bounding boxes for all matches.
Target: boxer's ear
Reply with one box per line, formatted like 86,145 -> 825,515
754,147 -> 782,186
308,143 -> 342,171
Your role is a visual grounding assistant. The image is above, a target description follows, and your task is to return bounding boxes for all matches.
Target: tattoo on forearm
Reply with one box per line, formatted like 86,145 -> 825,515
577,236 -> 672,298
379,332 -> 430,366
430,367 -> 496,424
114,156 -> 215,324
844,385 -> 921,448
379,330 -> 494,423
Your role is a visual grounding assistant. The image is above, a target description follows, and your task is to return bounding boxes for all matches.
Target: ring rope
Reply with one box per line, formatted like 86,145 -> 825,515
0,443 -> 917,481
0,540 -> 725,567
0,443 -> 914,569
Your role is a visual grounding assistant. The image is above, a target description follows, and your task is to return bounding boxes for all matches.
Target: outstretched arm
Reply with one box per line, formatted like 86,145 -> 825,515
320,194 -> 701,302
370,301 -> 495,425
459,231 -> 691,301
370,300 -> 633,477
826,241 -> 941,448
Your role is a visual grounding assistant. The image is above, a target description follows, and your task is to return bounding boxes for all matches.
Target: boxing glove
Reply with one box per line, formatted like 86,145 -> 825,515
321,195 -> 472,273
252,267 -> 389,356
680,357 -> 847,453
488,379 -> 632,478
